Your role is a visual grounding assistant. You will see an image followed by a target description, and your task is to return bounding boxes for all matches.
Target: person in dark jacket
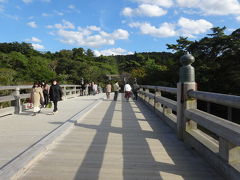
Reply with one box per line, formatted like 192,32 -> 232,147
132,82 -> 140,100
42,82 -> 50,107
49,80 -> 63,114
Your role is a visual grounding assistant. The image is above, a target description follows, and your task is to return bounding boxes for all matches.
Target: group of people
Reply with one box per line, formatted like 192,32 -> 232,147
30,80 -> 140,116
30,80 -> 62,116
82,82 -> 100,96
105,82 -> 140,101
105,81 -> 121,101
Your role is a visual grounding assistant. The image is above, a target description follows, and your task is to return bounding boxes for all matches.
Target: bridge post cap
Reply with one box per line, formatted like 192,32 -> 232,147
180,53 -> 195,66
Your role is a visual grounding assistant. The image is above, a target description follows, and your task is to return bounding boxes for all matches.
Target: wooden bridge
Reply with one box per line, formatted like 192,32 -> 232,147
0,54 -> 240,180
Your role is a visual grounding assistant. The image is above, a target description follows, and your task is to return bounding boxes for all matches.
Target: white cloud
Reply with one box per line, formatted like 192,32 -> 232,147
42,13 -> 49,17
48,31 -> 55,36
227,28 -> 236,33
27,21 -> 37,28
53,10 -> 64,16
129,22 -> 176,37
0,0 -> 8,3
26,37 -> 42,42
236,16 -> 240,22
176,0 -> 240,15
32,43 -> 44,50
22,0 -> 32,4
122,7 -> 133,16
55,26 -> 129,48
87,25 -> 101,31
28,16 -> 34,20
133,0 -> 173,8
122,4 -> 167,17
112,29 -> 129,39
46,25 -> 53,29
68,4 -> 75,9
42,10 -> 65,17
178,17 -> 213,37
47,20 -> 75,29
129,17 -> 213,38
94,48 -> 133,56
67,4 -> 80,13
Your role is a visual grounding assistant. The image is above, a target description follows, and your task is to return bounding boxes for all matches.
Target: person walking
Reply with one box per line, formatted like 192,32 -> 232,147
113,82 -> 120,101
92,82 -> 98,95
132,82 -> 140,100
49,80 -> 63,114
105,82 -> 112,99
42,82 -> 50,107
89,83 -> 93,95
85,83 -> 89,96
31,82 -> 44,116
124,83 -> 132,101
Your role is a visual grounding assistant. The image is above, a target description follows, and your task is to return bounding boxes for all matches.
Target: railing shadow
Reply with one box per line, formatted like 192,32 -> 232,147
130,99 -> 222,179
73,100 -> 117,179
121,97 -> 163,179
71,95 -> 220,179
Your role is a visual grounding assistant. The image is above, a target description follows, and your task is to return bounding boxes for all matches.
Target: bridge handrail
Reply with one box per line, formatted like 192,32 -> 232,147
139,90 -> 177,111
140,85 -> 177,94
0,85 -> 32,90
0,85 -> 82,116
188,90 -> 240,109
185,108 -> 240,146
139,82 -> 240,178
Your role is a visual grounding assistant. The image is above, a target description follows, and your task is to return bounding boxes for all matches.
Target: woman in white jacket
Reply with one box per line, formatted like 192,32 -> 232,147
124,83 -> 132,101
31,82 -> 44,116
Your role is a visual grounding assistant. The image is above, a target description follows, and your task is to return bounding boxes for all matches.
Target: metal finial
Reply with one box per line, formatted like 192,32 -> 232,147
180,53 -> 195,66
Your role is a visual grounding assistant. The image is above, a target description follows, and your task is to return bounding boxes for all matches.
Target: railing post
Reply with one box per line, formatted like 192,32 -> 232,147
63,86 -> 67,100
219,137 -> 240,167
149,90 -> 155,107
14,87 -> 21,114
145,88 -> 149,102
154,90 -> 162,112
74,86 -> 77,97
163,105 -> 172,115
139,87 -> 143,99
177,53 -> 197,140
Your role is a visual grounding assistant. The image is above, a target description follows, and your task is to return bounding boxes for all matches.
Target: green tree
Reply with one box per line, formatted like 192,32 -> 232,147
0,68 -> 16,85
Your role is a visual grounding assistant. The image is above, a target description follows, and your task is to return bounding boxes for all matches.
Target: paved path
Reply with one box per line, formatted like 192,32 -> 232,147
0,94 -> 104,169
19,94 -> 221,180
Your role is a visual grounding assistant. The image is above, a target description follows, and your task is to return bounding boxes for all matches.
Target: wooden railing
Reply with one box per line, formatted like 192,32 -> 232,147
138,54 -> 240,180
0,85 -> 81,116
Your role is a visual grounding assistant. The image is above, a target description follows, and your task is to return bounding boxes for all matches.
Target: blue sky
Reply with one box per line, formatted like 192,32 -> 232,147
0,0 -> 240,56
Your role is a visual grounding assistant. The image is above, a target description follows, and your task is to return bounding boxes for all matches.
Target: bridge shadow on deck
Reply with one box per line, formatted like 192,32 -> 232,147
73,95 -> 221,180
74,100 -> 117,179
123,100 -> 221,179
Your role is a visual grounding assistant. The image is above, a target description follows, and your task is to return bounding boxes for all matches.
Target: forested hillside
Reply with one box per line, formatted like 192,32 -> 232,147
0,27 -> 239,95
0,44 -> 119,86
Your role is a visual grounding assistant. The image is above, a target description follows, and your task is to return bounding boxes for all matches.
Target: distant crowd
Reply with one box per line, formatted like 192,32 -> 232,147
79,82 -> 102,96
30,80 -> 140,117
104,81 -> 140,101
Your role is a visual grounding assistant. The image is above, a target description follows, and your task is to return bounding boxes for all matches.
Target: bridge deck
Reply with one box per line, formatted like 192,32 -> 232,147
0,94 -> 104,168
19,94 -> 221,180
